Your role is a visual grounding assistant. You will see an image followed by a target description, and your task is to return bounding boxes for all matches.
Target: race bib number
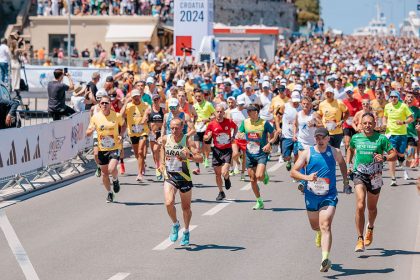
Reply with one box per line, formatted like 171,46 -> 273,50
247,132 -> 260,154
166,156 -> 182,172
346,117 -> 353,125
100,135 -> 115,149
149,132 -> 156,142
195,121 -> 207,132
370,173 -> 383,190
131,124 -> 144,133
325,121 -> 337,131
216,133 -> 230,145
307,178 -> 330,195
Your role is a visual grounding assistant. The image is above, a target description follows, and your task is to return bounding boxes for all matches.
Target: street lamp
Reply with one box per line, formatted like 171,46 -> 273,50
67,0 -> 71,66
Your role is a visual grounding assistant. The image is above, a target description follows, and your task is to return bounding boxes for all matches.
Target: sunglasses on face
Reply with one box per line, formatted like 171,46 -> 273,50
169,106 -> 178,110
390,96 -> 398,99
100,102 -> 110,105
362,103 -> 370,105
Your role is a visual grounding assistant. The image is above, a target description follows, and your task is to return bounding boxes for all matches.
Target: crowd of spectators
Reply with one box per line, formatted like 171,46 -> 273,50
36,0 -> 174,22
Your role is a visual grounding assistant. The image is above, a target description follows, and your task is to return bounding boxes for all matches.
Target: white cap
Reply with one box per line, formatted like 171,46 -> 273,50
344,86 -> 354,93
131,89 -> 141,97
262,81 -> 270,88
244,82 -> 252,89
176,79 -> 185,87
238,71 -> 244,76
291,91 -> 301,102
237,99 -> 245,105
325,87 -> 335,93
263,75 -> 270,81
294,84 -> 303,91
96,88 -> 108,99
412,82 -> 419,89
146,77 -> 154,84
216,76 -> 223,84
168,98 -> 179,107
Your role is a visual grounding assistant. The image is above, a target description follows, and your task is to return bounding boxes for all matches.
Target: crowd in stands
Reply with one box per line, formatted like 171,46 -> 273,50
36,0 -> 174,22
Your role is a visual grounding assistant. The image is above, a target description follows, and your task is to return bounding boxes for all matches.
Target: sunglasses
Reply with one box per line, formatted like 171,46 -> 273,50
390,96 -> 398,99
169,106 -> 178,110
100,102 -> 110,105
362,103 -> 370,105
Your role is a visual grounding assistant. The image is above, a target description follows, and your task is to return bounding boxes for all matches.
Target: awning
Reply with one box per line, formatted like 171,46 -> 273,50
105,24 -> 156,42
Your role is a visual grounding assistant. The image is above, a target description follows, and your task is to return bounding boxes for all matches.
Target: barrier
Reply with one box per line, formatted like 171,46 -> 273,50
0,111 -> 93,191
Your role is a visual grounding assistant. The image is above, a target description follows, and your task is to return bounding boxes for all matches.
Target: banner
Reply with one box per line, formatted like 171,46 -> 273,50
21,65 -> 113,92
174,0 -> 214,58
0,112 -> 92,179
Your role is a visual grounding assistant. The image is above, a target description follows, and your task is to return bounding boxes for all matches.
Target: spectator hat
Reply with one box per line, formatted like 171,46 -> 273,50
389,91 -> 400,98
325,87 -> 334,93
131,89 -> 141,97
168,98 -> 179,107
216,76 -> 224,84
344,86 -> 354,93
96,88 -> 108,100
152,94 -> 160,100
146,77 -> 155,84
294,84 -> 303,91
177,80 -> 185,87
291,91 -> 301,102
244,82 -> 252,89
227,96 -> 235,102
262,81 -> 270,88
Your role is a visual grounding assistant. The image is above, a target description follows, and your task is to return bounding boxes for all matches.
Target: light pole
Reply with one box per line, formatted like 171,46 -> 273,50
67,0 -> 71,66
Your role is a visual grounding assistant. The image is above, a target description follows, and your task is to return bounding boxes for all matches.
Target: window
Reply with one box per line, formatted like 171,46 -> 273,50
48,34 -> 75,54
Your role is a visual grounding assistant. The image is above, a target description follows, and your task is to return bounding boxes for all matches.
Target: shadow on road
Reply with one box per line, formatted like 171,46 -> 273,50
192,198 -> 271,204
358,247 -> 420,259
175,243 -> 245,252
113,201 -> 164,206
263,207 -> 305,212
325,264 -> 394,279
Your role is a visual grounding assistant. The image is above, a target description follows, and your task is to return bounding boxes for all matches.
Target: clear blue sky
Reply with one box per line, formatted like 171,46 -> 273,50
320,0 -> 419,34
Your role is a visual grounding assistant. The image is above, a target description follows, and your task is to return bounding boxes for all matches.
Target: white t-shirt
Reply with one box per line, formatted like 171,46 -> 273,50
259,92 -> 273,121
229,108 -> 248,128
236,93 -> 261,108
282,102 -> 301,139
71,96 -> 85,112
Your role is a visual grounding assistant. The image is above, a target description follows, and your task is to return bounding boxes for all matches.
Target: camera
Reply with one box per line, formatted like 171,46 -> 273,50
64,67 -> 68,74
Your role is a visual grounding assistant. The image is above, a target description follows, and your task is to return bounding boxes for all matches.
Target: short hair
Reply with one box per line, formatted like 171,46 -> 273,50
301,96 -> 312,103
0,38 -> 7,45
361,112 -> 375,120
54,69 -> 64,80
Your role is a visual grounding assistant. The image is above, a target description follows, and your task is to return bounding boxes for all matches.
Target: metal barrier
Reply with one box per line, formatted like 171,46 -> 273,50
17,110 -> 53,126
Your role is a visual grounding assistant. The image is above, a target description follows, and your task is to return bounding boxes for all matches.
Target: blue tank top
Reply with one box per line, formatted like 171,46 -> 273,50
304,145 -> 337,195
166,112 -> 188,135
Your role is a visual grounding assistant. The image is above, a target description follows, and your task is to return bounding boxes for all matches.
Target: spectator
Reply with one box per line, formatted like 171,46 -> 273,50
85,72 -> 100,110
81,48 -> 90,58
0,38 -> 11,84
0,83 -> 19,129
38,47 -> 46,61
71,84 -> 88,112
47,68 -> 75,121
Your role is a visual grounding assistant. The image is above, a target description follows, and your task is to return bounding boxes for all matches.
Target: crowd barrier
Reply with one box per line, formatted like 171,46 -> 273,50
0,111 -> 93,192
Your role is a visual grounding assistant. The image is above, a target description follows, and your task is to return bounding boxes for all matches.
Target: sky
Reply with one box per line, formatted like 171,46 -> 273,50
320,0 -> 419,34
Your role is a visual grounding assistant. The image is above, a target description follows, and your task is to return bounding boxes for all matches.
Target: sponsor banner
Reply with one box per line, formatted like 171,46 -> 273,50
21,65 -> 113,92
0,112 -> 92,179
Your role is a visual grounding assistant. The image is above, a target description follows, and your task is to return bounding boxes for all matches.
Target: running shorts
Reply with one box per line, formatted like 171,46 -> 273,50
165,177 -> 193,193
212,147 -> 233,167
130,136 -> 147,145
304,191 -> 338,212
98,150 -> 120,165
234,139 -> 247,152
282,138 -> 298,158
343,127 -> 357,137
388,135 -> 407,154
246,152 -> 268,168
352,171 -> 381,195
194,132 -> 212,144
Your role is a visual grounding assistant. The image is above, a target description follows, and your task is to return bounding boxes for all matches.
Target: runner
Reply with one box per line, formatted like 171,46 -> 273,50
159,118 -> 203,246
403,92 -> 420,174
383,91 -> 414,186
204,105 -> 237,200
237,104 -> 277,210
86,95 -> 125,203
352,99 -> 375,132
161,98 -> 195,138
193,90 -> 215,173
120,89 -> 150,182
290,127 -> 348,272
346,112 -> 396,252
342,87 -> 362,152
143,93 -> 165,181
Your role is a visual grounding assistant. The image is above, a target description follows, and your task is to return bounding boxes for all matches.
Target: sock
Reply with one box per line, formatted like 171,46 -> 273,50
316,230 -> 321,236
358,235 -> 364,240
112,176 -> 118,182
322,251 -> 329,261
174,221 -> 179,226
367,225 -> 374,230
196,162 -> 199,168
120,158 -> 124,163
184,229 -> 189,234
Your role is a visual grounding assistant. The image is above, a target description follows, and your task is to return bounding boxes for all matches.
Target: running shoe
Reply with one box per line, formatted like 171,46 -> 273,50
252,198 -> 264,210
343,185 -> 352,194
278,157 -> 285,163
119,162 -> 125,175
106,192 -> 114,203
319,259 -> 332,272
169,223 -> 180,242
224,177 -> 231,190
298,182 -> 305,193
112,179 -> 120,193
136,175 -> 144,182
364,226 -> 374,247
354,237 -> 365,252
204,157 -> 210,168
229,170 -> 235,176
193,168 -> 201,175
286,161 -> 292,171
95,166 -> 101,177
233,167 -> 240,175
180,231 -> 190,246
156,169 -> 163,181
390,179 -> 397,187
216,191 -> 226,201
315,231 -> 321,248
404,170 -> 412,180
263,170 -> 270,185
267,154 -> 271,161
240,173 -> 245,181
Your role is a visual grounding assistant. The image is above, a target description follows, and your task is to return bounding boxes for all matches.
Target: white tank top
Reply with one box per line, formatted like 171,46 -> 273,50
282,102 -> 300,139
297,110 -> 316,146
230,108 -> 248,128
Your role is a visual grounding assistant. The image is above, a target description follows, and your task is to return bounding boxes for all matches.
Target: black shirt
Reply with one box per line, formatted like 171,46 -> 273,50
85,81 -> 98,110
47,80 -> 69,112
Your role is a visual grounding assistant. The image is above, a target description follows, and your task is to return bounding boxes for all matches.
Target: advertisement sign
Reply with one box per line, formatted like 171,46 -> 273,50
21,65 -> 113,92
174,0 -> 214,58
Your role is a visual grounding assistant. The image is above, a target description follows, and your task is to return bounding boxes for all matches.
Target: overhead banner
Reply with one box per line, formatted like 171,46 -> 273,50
174,0 -> 214,57
20,65 -> 113,92
0,112 -> 93,179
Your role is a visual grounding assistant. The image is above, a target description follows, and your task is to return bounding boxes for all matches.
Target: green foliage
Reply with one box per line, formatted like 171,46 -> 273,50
295,0 -> 320,25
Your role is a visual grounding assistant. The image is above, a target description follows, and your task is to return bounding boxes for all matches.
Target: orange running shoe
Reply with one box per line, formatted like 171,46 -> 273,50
120,162 -> 126,175
355,237 -> 365,252
364,225 -> 374,247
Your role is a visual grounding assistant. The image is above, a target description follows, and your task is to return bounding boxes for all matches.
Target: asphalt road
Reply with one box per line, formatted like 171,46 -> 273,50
0,152 -> 419,280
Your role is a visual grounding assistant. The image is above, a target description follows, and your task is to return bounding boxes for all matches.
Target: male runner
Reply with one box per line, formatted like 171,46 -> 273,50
346,112 -> 396,252
290,127 -> 348,272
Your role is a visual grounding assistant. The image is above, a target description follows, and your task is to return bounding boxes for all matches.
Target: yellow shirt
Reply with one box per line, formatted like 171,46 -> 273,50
194,101 -> 215,122
384,102 -> 413,135
89,111 -> 124,151
184,82 -> 195,104
370,99 -> 387,118
318,99 -> 348,135
270,95 -> 289,114
126,102 -> 150,137
140,61 -> 151,74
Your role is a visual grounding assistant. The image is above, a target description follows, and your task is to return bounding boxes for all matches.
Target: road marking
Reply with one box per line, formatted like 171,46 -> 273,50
153,225 -> 197,251
411,212 -> 420,280
202,199 -> 234,216
240,162 -> 284,191
0,209 -> 40,280
108,272 -> 130,280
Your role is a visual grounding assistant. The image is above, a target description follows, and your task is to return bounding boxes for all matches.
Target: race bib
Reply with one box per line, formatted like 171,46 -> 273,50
307,178 -> 330,195
370,173 -> 383,190
166,156 -> 182,172
131,124 -> 144,133
149,132 -> 156,142
247,132 -> 261,154
195,121 -> 207,132
100,135 -> 115,149
346,117 -> 353,125
216,133 -> 230,145
325,121 -> 337,131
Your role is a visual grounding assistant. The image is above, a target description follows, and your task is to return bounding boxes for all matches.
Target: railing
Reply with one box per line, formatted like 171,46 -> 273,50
17,110 -> 53,127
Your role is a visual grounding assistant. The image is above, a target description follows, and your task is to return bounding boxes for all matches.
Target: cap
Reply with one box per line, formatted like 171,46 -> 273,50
216,76 -> 223,84
389,90 -> 400,98
291,91 -> 301,102
176,80 -> 185,87
224,81 -> 232,86
168,98 -> 179,107
244,82 -> 252,89
152,93 -> 160,100
237,99 -> 246,105
344,86 -> 354,93
278,85 -> 286,92
262,81 -> 270,88
96,88 -> 108,99
314,127 -> 329,137
263,75 -> 270,81
294,84 -> 303,91
247,104 -> 258,111
319,80 -> 325,85
131,89 -> 141,97
325,87 -> 334,93
106,76 -> 114,82
146,77 -> 154,84
227,96 -> 235,101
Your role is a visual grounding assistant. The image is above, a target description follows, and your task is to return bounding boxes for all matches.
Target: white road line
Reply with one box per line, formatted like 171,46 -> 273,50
411,213 -> 420,280
202,200 -> 234,216
108,272 -> 130,280
240,162 -> 284,191
0,209 -> 40,280
152,225 -> 197,251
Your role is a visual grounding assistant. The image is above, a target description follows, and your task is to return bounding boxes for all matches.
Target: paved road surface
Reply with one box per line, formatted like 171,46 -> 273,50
0,153 -> 419,280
